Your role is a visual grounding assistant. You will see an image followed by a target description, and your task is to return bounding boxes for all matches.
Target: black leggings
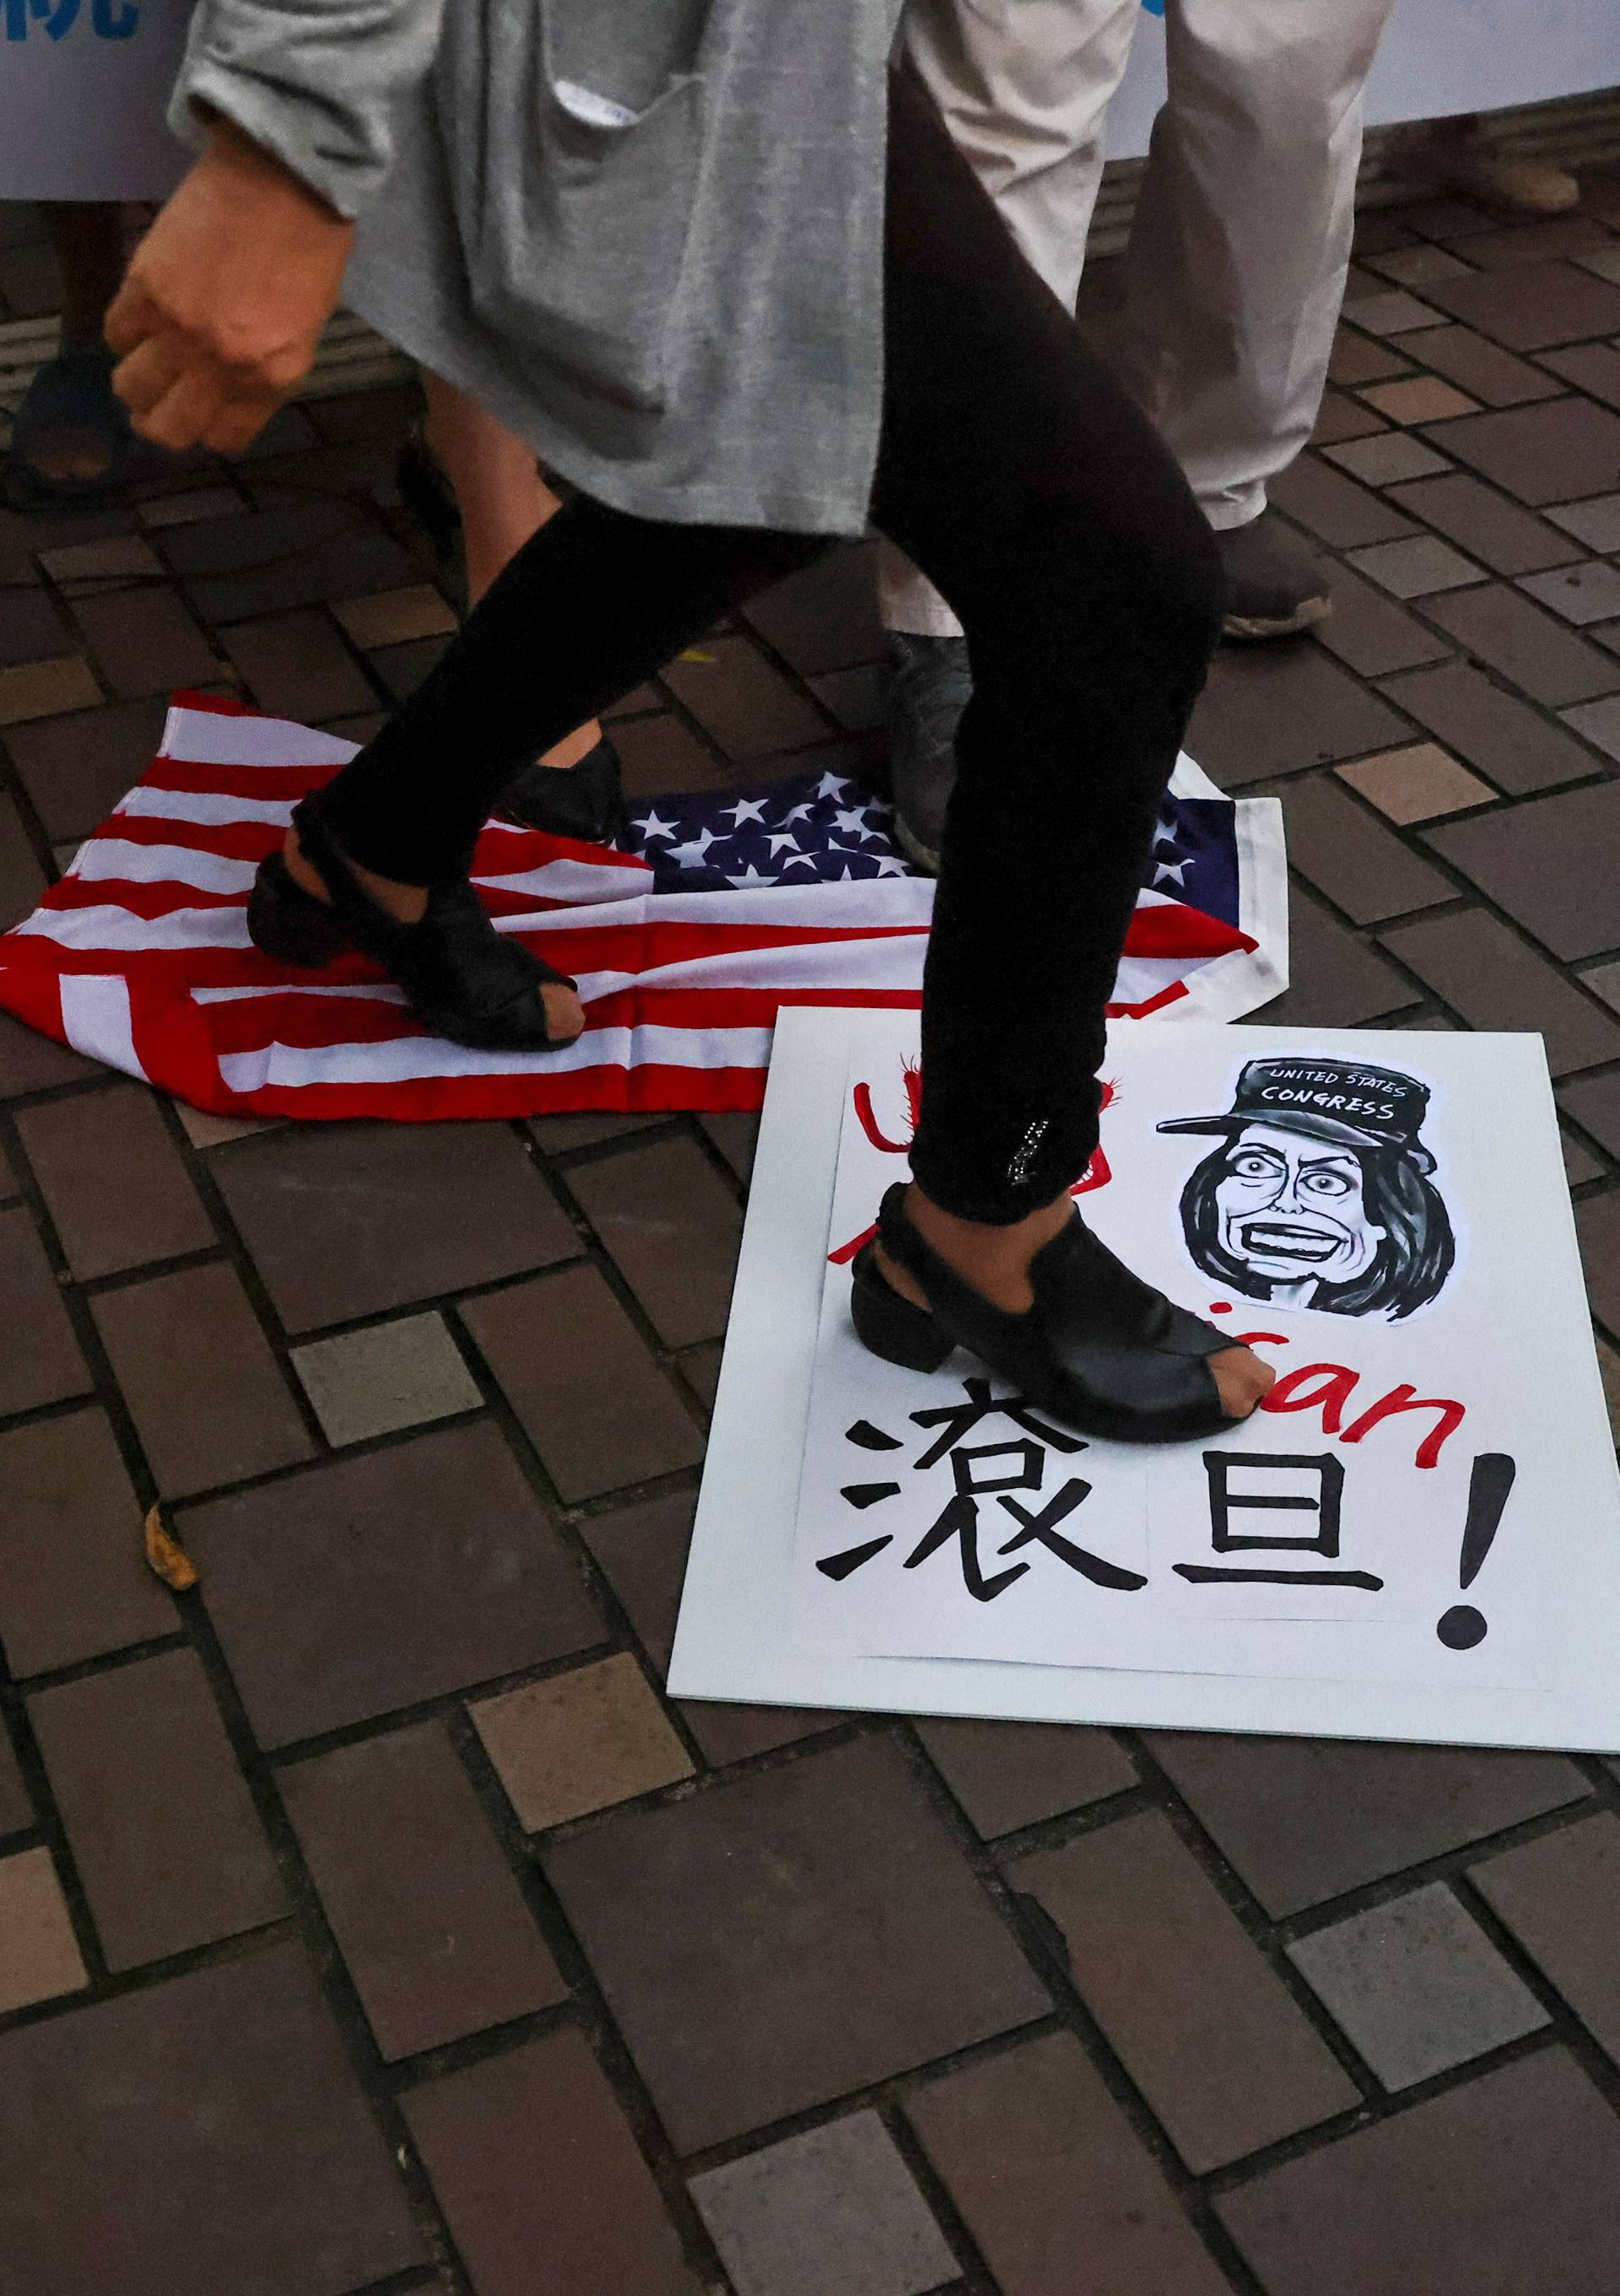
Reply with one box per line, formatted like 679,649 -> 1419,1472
320,67 -> 1224,1224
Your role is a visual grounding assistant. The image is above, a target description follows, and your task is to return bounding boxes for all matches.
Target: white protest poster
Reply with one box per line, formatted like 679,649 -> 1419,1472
669,1009 -> 1620,1752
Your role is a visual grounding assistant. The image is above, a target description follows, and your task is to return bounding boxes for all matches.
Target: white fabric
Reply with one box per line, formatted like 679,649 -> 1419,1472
881,0 -> 1398,636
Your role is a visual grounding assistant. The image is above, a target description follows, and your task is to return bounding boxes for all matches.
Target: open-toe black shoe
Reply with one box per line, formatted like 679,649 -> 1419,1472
500,736 -> 626,846
850,1182 -> 1234,1444
247,798 -> 581,1053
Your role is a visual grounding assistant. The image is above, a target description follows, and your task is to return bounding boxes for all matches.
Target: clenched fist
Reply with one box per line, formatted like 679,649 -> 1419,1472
107,118 -> 355,456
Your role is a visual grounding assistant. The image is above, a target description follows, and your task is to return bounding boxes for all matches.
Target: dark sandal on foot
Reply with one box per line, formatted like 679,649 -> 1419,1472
247,798 -> 581,1052
850,1182 -> 1234,1444
500,735 -> 626,845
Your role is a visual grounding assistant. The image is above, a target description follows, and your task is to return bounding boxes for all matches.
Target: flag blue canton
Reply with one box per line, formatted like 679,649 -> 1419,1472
620,769 -> 916,888
1149,797 -> 1240,929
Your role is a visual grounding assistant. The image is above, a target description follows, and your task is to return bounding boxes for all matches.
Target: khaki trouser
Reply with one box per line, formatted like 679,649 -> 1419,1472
881,0 -> 1398,635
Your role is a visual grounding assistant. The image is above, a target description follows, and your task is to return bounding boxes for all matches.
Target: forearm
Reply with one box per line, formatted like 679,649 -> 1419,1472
171,0 -> 445,220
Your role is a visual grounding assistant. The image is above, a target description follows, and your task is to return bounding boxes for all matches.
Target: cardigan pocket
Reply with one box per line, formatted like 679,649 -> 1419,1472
472,0 -> 714,415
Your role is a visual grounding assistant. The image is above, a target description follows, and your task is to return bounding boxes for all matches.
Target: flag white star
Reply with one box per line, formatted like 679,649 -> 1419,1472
780,852 -> 819,871
667,828 -> 721,868
631,807 -> 679,841
834,807 -> 879,840
726,864 -> 775,887
767,832 -> 802,857
873,854 -> 910,876
724,797 -> 770,827
782,800 -> 817,825
1153,818 -> 1180,852
814,771 -> 850,800
1153,860 -> 1190,887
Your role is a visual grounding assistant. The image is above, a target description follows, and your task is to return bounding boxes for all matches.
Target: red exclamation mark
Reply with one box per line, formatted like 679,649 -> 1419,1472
1436,1454 -> 1516,1649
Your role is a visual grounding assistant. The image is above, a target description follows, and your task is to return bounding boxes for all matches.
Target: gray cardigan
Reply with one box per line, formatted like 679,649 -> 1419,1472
174,0 -> 904,533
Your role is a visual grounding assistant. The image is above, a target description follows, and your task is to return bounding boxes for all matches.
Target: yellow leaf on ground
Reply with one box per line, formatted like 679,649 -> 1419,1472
143,1505 -> 199,1592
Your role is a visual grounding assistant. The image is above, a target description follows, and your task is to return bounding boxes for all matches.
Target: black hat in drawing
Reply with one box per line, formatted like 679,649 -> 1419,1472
1157,1056 -> 1436,1172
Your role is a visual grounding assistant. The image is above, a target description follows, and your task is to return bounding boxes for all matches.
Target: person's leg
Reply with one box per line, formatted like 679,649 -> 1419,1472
12,204 -> 131,491
418,370 -> 602,773
868,67 -> 1269,1422
1116,0 -> 1396,628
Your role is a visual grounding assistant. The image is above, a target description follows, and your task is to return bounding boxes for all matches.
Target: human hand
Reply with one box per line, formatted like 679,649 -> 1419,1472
106,119 -> 355,455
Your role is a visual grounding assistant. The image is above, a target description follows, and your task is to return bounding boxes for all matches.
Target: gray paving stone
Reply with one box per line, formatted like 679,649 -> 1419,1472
1347,535 -> 1483,599
1287,1881 -> 1547,2089
689,2111 -> 958,2296
291,1312 -> 483,1445
0,1846 -> 88,2015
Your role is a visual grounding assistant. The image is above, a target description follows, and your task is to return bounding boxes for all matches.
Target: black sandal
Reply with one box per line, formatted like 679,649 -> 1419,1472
246,797 -> 582,1052
500,735 -> 626,845
850,1182 -> 1234,1444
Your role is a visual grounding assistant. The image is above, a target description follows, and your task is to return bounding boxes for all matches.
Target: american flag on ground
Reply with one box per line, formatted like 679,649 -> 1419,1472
0,694 -> 1286,1122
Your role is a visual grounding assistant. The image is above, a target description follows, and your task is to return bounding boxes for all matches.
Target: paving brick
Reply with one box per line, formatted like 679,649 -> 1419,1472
1280,775 -> 1453,924
0,1409 -> 175,1678
1323,432 -> 1449,486
1581,958 -> 1620,1017
0,1009 -> 100,1097
279,1718 -> 567,2061
0,584 -> 71,667
1386,472 -> 1582,578
221,608 -> 376,720
808,662 -> 886,735
184,1420 -> 602,1746
1380,657 -> 1600,792
1388,908 -> 1620,1077
365,633 -> 450,703
2,694 -> 168,840
1146,1730 -> 1588,1917
211,1119 -> 578,1331
1365,242 -> 1476,288
472,1652 -> 694,1830
1520,559 -> 1620,627
331,583 -> 457,649
1423,581 -> 1618,705
1347,534 -> 1483,601
528,1108 -> 667,1153
546,1733 -> 1048,2152
1358,376 -> 1479,426
1460,215 -> 1617,272
1216,2049 -> 1620,2296
0,790 -> 45,930
568,1133 -> 742,1347
906,2029 -> 1229,2296
661,633 -> 829,759
1336,741 -> 1494,821
173,1100 -> 279,1148
1010,1810 -> 1357,2171
0,1731 -> 30,1839
1339,288 -> 1444,337
1311,390 -> 1389,446
460,1262 -> 701,1502
740,542 -> 885,676
1564,694 -> 1620,762
697,1108 -> 760,1182
1257,885 -> 1416,1026
582,1491 -> 835,1765
1185,647 -> 1411,787
690,2110 -> 957,2296
1313,562 -> 1454,677
402,2028 -> 701,2296
613,709 -> 728,797
1433,396 -> 1620,506
291,1310 -> 483,1445
1537,340 -> 1620,412
0,1201 -> 90,1415
1546,493 -> 1620,550
171,504 -> 420,623
0,654 -> 102,726
0,1943 -> 423,2295
15,1084 -> 212,1277
1560,1070 -> 1620,1163
0,1847 -> 87,2014
1399,321 -> 1564,407
1561,1122 -> 1606,1186
678,1338 -> 724,1404
1418,257 -> 1620,349
40,534 -> 165,589
30,1648 -> 285,1972
915,1716 -> 1136,1837
1472,1810 -> 1620,2071
70,586 -> 220,699
1578,1188 -> 1620,1334
92,1259 -> 313,1499
1286,1881 -> 1547,2089
138,483 -> 250,530
1426,780 -> 1620,961
1327,328 -> 1412,387
1269,455 -> 1421,549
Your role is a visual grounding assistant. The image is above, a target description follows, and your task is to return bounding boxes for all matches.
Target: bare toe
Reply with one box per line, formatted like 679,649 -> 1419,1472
1212,1344 -> 1277,1421
541,980 -> 586,1043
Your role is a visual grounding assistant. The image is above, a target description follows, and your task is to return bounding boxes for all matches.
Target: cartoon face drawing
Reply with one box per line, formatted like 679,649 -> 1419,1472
1158,1058 -> 1455,1320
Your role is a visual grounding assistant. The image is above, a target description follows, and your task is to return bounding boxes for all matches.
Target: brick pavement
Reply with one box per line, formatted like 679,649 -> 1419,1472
4,185 -> 1620,2293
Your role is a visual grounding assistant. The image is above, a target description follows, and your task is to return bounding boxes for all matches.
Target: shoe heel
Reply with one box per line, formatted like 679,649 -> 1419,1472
246,855 -> 352,968
850,1247 -> 953,1373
